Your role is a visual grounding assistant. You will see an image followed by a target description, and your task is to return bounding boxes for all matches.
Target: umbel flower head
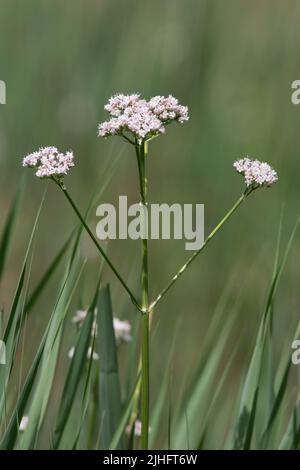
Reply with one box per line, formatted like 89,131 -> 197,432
23,146 -> 74,179
98,93 -> 189,142
234,157 -> 278,188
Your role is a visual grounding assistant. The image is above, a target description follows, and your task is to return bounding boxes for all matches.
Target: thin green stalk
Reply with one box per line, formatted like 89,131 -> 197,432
149,189 -> 252,311
141,313 -> 149,449
137,142 -> 150,449
135,141 -> 145,203
54,180 -> 142,312
122,134 -> 136,146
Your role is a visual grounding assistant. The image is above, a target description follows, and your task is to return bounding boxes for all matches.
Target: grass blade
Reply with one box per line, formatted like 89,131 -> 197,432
0,180 -> 24,282
97,284 -> 122,449
53,289 -> 98,448
19,259 -> 85,449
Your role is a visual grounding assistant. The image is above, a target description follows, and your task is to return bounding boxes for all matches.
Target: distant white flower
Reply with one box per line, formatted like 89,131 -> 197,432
68,312 -> 131,360
72,309 -> 131,344
234,157 -> 278,187
126,419 -> 151,437
113,318 -> 132,343
68,346 -> 75,359
72,309 -> 87,324
72,309 -> 97,336
133,420 -> 142,437
98,93 -> 188,142
23,146 -> 74,179
87,347 -> 99,360
19,416 -> 29,432
68,346 -> 99,361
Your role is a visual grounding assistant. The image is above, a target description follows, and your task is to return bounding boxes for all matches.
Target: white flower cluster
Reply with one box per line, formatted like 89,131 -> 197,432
98,93 -> 189,141
68,309 -> 132,361
23,146 -> 74,178
233,157 -> 278,187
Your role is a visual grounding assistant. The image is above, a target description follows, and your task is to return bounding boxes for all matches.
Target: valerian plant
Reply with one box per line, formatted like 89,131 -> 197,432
22,93 -> 278,450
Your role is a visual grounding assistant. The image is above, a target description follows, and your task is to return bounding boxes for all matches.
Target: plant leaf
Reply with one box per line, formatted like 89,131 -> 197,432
97,284 -> 122,449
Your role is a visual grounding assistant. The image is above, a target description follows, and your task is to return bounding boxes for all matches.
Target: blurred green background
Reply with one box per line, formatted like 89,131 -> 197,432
1,0 -> 300,447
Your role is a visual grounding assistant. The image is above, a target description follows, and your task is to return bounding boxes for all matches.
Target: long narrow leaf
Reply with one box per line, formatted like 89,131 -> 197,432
97,285 -> 122,449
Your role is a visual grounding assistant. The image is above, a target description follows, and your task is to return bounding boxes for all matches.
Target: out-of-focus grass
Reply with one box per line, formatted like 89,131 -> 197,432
1,0 -> 300,448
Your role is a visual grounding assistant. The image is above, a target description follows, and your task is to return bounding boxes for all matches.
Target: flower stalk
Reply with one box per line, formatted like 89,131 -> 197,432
149,188 -> 252,312
53,178 -> 142,312
136,141 -> 150,449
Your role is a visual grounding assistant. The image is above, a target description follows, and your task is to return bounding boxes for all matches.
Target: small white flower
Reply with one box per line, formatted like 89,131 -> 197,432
69,311 -> 130,360
126,419 -> 151,437
233,157 -> 278,188
71,309 -> 131,344
19,416 -> 29,432
98,93 -> 188,141
87,347 -> 99,361
72,309 -> 97,336
23,146 -> 74,179
113,318 -> 132,343
68,345 -> 99,361
133,420 -> 142,437
72,309 -> 87,324
68,346 -> 75,359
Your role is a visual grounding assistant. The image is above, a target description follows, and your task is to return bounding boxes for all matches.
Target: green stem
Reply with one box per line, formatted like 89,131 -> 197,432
149,189 -> 251,311
137,142 -> 150,449
57,182 -> 142,312
135,142 -> 145,203
141,312 -> 149,449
